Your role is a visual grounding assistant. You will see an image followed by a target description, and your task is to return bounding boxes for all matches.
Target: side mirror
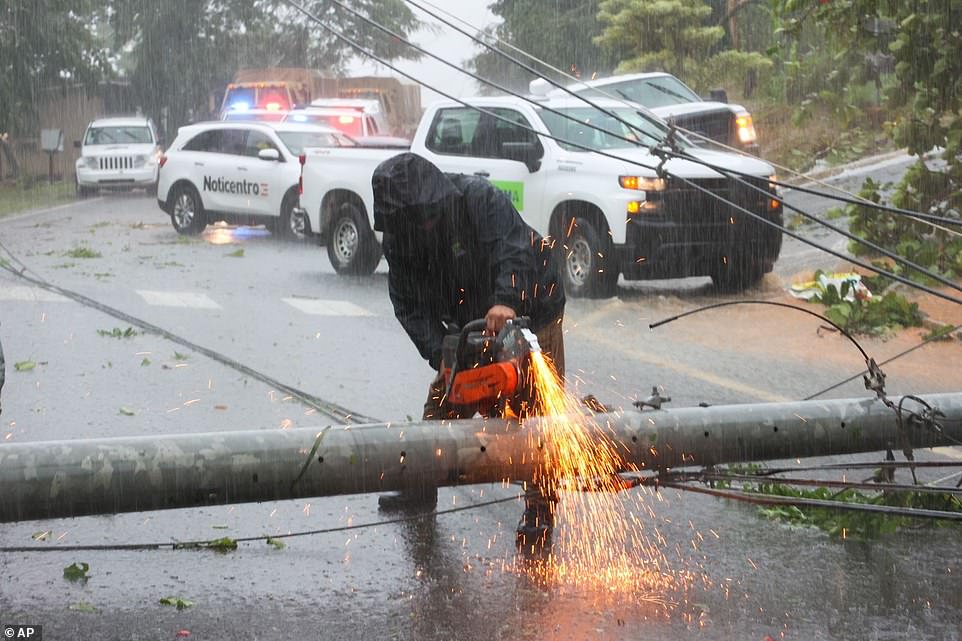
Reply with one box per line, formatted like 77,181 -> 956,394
73,140 -> 82,149
709,89 -> 729,103
258,148 -> 281,161
501,141 -> 542,173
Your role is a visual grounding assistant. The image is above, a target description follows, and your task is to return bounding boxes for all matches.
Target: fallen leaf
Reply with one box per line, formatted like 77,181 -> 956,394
14,360 -> 36,372
118,407 -> 136,416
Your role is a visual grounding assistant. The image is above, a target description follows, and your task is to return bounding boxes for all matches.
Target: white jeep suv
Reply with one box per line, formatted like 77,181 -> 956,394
75,116 -> 162,196
156,120 -> 351,238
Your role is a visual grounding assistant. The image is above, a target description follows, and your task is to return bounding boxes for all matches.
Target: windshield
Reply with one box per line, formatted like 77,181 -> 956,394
84,126 -> 153,145
276,130 -> 355,155
579,76 -> 702,108
538,107 -> 672,151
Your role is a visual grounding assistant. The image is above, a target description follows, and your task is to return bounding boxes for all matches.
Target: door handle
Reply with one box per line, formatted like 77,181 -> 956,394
474,171 -> 490,178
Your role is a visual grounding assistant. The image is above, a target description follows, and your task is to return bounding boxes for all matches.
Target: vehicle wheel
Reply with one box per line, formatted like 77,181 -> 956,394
278,189 -> 308,241
561,217 -> 618,298
169,183 -> 207,235
326,202 -> 381,275
75,176 -> 94,199
710,255 -> 766,292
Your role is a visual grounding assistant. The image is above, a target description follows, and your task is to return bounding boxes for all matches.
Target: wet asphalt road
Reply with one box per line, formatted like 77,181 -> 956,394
1,157 -> 961,641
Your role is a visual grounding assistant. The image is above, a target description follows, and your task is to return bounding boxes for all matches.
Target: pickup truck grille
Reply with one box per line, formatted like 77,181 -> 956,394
667,109 -> 732,146
98,156 -> 136,171
624,175 -> 782,278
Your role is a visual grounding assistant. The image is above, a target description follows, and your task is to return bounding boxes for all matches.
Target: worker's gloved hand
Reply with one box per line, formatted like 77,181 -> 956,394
485,304 -> 516,335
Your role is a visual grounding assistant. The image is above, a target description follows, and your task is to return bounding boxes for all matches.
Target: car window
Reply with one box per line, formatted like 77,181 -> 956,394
489,108 -> 543,160
539,106 -> 670,150
245,130 -> 279,157
367,117 -> 379,135
182,129 -> 221,152
425,108 -> 482,156
217,128 -> 248,155
84,125 -> 153,145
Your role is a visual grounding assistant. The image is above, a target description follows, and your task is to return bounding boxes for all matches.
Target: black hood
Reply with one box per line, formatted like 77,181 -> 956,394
372,153 -> 461,232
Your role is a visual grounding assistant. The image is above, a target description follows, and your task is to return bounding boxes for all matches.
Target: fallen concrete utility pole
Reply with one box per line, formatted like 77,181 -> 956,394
1,393 -> 961,523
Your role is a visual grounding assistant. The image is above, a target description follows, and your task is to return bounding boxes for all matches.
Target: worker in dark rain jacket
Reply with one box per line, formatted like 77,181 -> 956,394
374,152 -> 566,410
372,152 -> 566,509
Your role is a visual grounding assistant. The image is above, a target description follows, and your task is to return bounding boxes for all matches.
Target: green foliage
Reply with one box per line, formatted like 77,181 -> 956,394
160,596 -> 194,610
64,247 -> 101,259
0,1 -> 110,136
752,482 -> 962,540
97,327 -> 138,339
109,1 -> 423,132
13,360 -> 36,372
595,0 -> 723,81
809,270 -> 923,336
469,0 -> 619,94
844,169 -> 962,280
63,561 -> 91,582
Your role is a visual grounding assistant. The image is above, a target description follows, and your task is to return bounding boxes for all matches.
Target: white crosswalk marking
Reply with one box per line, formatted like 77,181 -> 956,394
282,297 -> 374,316
0,286 -> 70,302
136,290 -> 221,309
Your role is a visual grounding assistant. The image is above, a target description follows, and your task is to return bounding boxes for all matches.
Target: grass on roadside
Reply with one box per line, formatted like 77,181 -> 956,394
0,180 -> 75,219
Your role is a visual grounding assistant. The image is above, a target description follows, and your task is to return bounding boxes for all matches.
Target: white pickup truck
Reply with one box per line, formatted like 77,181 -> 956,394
297,95 -> 783,296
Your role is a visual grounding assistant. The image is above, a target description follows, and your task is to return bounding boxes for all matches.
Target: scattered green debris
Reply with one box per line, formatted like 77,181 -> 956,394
923,323 -> 958,341
89,221 -> 110,230
266,537 -> 286,550
64,247 -> 101,259
802,270 -> 923,336
69,602 -> 97,613
63,562 -> 90,582
173,352 -> 189,361
753,483 -> 962,540
118,407 -> 136,416
211,524 -> 229,530
51,262 -> 77,269
174,536 -> 238,553
14,360 -> 36,372
160,596 -> 194,610
225,248 -> 245,258
31,530 -> 51,541
97,327 -> 138,339
141,357 -> 152,366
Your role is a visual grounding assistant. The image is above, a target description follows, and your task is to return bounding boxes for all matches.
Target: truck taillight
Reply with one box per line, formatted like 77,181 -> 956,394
298,154 -> 305,195
158,154 -> 167,168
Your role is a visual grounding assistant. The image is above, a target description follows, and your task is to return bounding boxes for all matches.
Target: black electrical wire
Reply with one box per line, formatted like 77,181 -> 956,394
650,300 -> 873,362
804,323 -> 962,400
0,243 -> 379,425
660,482 -> 962,522
693,162 -> 962,297
658,169 -> 962,306
283,0 -> 962,309
407,0 -> 962,232
0,493 -> 522,553
697,473 -> 962,497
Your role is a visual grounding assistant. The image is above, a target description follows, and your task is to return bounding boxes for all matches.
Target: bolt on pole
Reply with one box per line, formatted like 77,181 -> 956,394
1,393 -> 960,523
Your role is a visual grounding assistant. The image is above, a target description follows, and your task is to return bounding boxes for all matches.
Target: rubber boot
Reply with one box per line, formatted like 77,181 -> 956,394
516,485 -> 557,555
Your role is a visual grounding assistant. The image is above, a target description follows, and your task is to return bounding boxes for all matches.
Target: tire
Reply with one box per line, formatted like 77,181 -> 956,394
560,217 -> 618,298
75,176 -> 94,199
710,255 -> 766,292
169,183 -> 207,235
278,189 -> 308,241
326,202 -> 381,275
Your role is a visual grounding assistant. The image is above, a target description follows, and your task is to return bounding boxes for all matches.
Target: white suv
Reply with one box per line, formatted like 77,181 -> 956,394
75,116 -> 162,196
156,120 -> 352,238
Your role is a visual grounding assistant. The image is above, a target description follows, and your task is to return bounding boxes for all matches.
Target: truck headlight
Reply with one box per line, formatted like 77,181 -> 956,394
83,156 -> 98,169
736,113 -> 757,145
619,175 -> 666,192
